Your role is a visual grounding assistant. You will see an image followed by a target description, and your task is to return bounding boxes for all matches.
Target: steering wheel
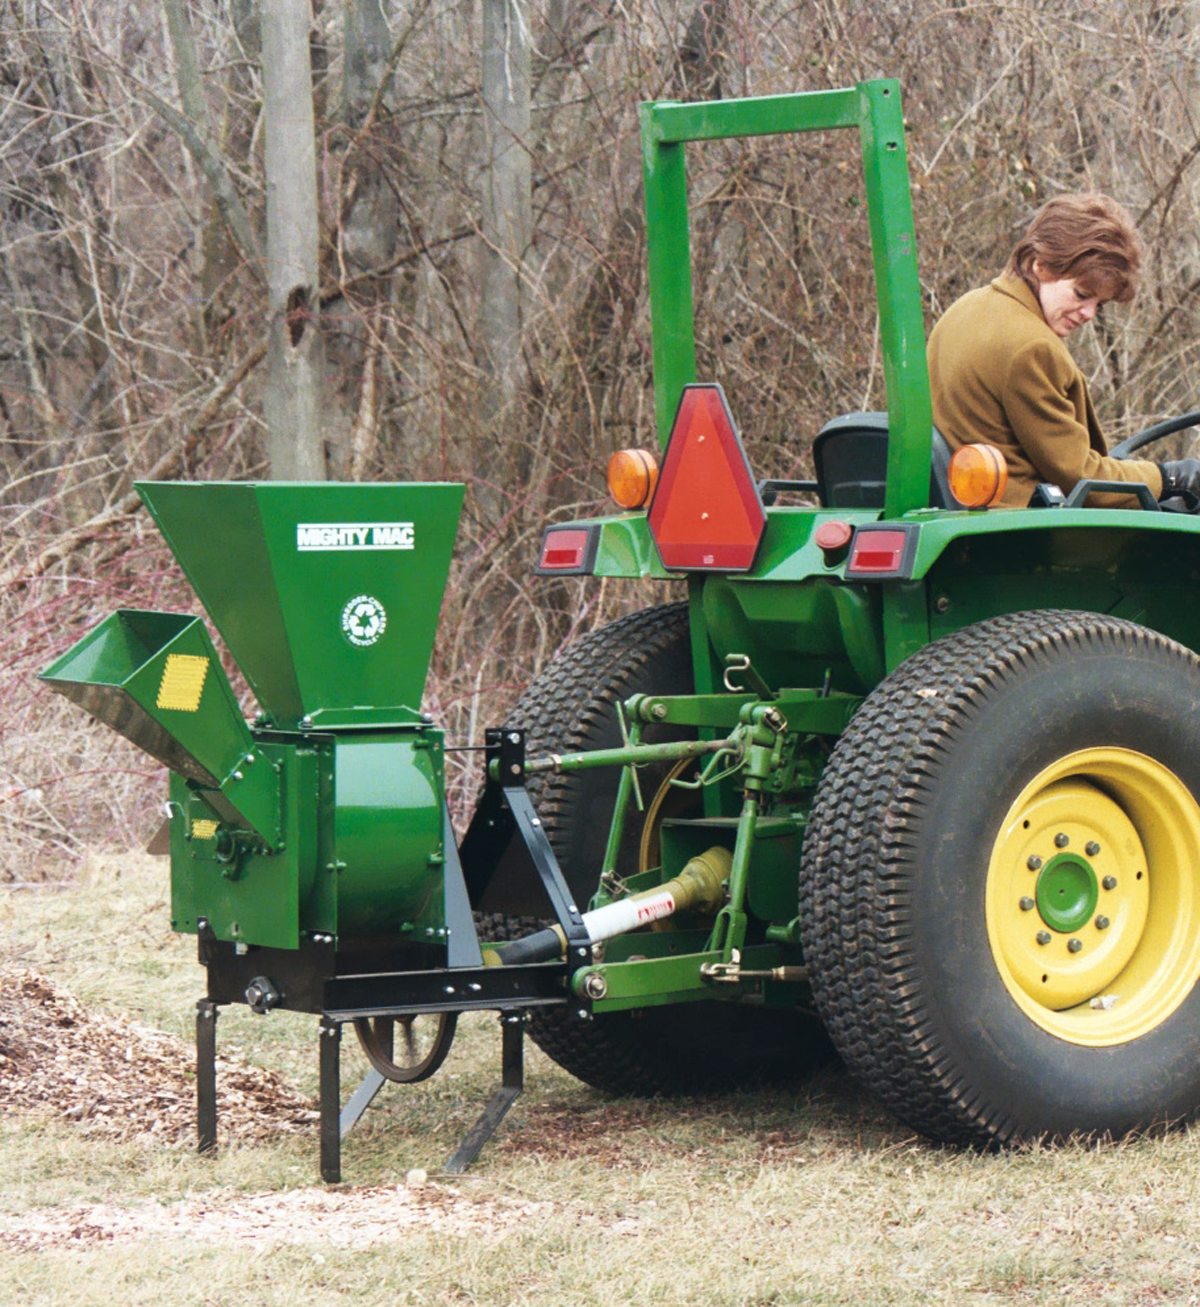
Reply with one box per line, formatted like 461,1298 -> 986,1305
1109,409 -> 1200,459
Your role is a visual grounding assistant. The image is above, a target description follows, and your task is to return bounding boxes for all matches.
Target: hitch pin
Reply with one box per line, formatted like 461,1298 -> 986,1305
700,949 -> 808,984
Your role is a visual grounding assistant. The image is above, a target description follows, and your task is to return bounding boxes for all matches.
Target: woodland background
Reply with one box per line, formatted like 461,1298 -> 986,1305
5,0 -> 1200,876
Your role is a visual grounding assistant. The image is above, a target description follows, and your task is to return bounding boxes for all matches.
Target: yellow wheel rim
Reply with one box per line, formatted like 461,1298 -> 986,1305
985,747 -> 1200,1046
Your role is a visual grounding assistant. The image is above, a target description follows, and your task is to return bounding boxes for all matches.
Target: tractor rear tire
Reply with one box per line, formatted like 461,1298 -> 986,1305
799,609 -> 1200,1146
488,601 -> 831,1095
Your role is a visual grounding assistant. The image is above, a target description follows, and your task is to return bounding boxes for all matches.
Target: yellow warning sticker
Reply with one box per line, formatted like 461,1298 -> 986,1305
156,653 -> 209,712
191,819 -> 220,840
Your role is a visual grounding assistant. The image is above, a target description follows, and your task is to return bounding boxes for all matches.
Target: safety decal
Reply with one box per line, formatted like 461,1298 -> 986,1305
156,653 -> 209,712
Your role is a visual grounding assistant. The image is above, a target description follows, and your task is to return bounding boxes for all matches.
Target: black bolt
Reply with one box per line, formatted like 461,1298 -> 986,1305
1054,833 -> 1069,848
1102,875 -> 1118,891
1028,855 -> 1043,871
1037,930 -> 1052,945
1068,938 -> 1083,953
1019,896 -> 1035,912
1086,841 -> 1101,857
1096,916 -> 1111,930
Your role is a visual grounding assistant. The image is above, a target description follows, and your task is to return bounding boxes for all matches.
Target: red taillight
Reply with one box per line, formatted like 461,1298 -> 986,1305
536,526 -> 596,575
845,526 -> 917,578
813,519 -> 853,561
647,384 -> 765,572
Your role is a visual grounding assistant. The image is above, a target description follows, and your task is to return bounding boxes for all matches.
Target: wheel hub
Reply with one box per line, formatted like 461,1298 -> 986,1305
1035,852 -> 1099,934
990,776 -> 1148,1011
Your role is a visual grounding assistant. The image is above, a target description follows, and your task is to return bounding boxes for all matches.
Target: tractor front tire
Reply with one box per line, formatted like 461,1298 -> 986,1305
800,610 -> 1200,1146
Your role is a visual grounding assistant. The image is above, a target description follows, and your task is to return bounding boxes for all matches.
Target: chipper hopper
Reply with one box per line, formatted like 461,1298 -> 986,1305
42,78 -> 1200,1174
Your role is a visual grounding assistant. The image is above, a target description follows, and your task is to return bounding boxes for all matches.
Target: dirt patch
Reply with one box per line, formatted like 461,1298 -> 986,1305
0,1181 -> 552,1250
0,965 -> 317,1143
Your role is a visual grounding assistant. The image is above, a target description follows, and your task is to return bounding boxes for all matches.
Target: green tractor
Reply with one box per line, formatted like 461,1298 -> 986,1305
41,80 -> 1200,1176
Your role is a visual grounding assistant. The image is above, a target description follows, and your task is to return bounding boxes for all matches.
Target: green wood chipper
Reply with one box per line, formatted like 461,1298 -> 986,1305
42,80 -> 1200,1178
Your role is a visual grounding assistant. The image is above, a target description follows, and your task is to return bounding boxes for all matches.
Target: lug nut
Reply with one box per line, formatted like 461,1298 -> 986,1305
1102,875 -> 1118,891
1028,855 -> 1043,871
1086,842 -> 1100,857
1068,938 -> 1083,953
1096,916 -> 1110,930
1037,931 -> 1052,945
1054,833 -> 1069,848
1019,897 -> 1035,912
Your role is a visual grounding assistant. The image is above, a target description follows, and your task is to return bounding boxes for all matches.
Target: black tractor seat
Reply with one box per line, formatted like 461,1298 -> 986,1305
812,411 -> 954,510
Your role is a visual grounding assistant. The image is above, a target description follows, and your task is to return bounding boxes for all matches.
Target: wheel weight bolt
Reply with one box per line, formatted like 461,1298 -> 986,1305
1019,896 -> 1035,912
1068,938 -> 1083,953
1102,875 -> 1118,891
1054,833 -> 1070,848
1086,842 -> 1101,857
1036,930 -> 1052,946
1096,916 -> 1111,930
1027,855 -> 1043,871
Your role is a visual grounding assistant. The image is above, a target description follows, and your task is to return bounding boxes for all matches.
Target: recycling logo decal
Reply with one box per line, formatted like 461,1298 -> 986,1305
341,594 -> 387,647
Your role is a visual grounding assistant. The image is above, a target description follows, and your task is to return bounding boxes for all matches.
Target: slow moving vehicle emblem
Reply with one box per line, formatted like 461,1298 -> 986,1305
341,594 -> 387,647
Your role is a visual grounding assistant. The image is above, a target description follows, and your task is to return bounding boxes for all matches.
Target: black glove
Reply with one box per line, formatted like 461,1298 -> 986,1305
1158,459 -> 1200,512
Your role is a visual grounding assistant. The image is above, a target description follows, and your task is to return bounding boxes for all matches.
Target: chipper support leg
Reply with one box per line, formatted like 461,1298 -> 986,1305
340,1066 -> 387,1139
320,1017 -> 343,1184
196,999 -> 219,1156
444,1012 -> 525,1175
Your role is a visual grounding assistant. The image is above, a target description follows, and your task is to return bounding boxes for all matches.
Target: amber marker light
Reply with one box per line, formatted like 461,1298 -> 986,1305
948,443 -> 1008,509
607,448 -> 659,510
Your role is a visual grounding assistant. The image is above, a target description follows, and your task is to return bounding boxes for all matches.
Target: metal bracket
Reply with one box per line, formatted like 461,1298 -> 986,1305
444,1012 -> 525,1175
501,784 -> 591,956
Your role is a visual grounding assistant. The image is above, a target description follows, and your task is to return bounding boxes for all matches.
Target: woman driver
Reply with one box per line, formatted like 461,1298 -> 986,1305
927,192 -> 1200,510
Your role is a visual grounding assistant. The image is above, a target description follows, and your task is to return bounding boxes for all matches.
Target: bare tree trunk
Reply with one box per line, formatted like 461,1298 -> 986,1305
160,0 -> 263,286
324,0 -> 402,478
479,0 -> 532,501
261,0 -> 325,480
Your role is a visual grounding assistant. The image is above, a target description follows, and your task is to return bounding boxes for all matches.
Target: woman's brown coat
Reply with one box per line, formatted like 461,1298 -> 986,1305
927,275 -> 1162,509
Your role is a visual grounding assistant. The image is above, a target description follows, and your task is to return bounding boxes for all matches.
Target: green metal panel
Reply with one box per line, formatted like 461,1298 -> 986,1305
137,481 -> 464,728
588,514 -> 681,578
168,742 -> 317,949
332,732 -> 445,940
903,503 -> 1200,579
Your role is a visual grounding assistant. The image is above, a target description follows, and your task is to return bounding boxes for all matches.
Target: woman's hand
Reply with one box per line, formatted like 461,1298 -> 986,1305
1158,459 -> 1200,511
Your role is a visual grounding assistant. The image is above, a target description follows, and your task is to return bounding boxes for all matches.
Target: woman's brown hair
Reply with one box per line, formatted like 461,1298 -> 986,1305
1006,193 -> 1143,302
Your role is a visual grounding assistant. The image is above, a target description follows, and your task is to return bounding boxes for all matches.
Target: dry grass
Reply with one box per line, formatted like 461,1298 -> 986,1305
2,856 -> 1200,1306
